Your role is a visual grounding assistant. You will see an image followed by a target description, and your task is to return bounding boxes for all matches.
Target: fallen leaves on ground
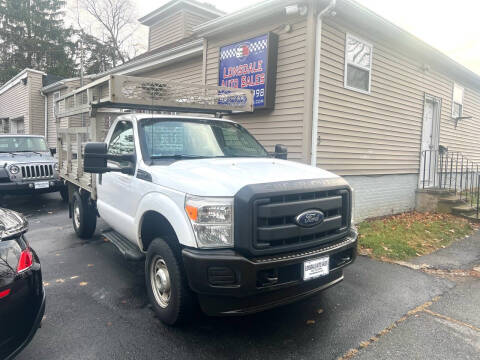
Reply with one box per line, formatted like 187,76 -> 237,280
357,211 -> 474,261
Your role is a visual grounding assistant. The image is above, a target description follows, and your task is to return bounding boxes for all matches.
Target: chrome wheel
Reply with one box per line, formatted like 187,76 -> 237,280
73,200 -> 81,229
150,256 -> 171,308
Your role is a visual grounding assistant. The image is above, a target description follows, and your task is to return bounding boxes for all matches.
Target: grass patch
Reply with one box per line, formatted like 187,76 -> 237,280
357,212 -> 474,261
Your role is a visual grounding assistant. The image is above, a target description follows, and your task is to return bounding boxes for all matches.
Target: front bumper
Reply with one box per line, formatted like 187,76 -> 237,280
0,179 -> 63,194
182,228 -> 357,315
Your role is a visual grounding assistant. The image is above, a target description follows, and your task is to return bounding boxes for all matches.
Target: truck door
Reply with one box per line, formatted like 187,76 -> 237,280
97,120 -> 139,240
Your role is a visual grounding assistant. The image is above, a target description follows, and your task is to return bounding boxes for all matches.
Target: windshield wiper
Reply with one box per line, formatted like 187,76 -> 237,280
150,154 -> 208,160
10,150 -> 43,155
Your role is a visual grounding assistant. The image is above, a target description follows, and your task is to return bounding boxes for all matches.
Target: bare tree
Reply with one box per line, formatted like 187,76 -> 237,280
81,0 -> 137,66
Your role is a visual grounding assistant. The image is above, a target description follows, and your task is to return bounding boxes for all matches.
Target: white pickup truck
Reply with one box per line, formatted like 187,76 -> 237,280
68,113 -> 357,325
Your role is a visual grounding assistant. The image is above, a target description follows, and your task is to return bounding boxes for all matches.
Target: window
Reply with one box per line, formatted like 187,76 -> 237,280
344,34 -> 373,93
53,91 -> 60,117
452,83 -> 464,118
0,136 -> 49,153
108,121 -> 135,166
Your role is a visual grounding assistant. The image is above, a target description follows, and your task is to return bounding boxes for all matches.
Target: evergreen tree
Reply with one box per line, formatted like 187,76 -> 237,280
0,0 -> 76,84
77,32 -> 118,75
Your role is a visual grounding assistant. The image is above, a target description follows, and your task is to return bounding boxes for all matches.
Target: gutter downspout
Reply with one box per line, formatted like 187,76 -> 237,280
311,0 -> 336,166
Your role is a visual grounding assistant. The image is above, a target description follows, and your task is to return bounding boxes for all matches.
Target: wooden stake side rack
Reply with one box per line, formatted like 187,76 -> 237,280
55,74 -> 254,198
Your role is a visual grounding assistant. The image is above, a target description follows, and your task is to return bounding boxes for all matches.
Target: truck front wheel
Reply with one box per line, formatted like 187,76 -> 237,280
145,238 -> 194,325
72,191 -> 97,239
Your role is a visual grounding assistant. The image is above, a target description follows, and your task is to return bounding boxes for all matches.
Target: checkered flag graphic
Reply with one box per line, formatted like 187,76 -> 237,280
220,37 -> 268,60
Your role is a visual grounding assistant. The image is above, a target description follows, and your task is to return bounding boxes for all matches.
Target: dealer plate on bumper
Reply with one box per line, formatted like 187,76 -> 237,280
303,256 -> 329,281
34,181 -> 50,189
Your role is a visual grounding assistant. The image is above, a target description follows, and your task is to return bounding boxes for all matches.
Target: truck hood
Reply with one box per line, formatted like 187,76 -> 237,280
148,158 -> 344,197
0,152 -> 54,166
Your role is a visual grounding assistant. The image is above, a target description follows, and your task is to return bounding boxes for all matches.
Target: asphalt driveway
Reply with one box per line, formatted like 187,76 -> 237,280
3,193 -> 479,360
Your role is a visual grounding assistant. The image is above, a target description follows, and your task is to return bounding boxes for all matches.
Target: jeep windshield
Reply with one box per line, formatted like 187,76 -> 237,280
139,118 -> 269,160
0,136 -> 49,153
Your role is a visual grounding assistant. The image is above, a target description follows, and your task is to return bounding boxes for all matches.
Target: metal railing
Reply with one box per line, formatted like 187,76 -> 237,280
420,148 -> 480,218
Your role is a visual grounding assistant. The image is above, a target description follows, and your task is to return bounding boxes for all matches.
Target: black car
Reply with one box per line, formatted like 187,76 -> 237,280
0,208 -> 45,360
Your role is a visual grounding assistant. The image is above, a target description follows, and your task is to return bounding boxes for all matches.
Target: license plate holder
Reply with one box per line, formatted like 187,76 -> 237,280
303,256 -> 329,281
34,181 -> 50,189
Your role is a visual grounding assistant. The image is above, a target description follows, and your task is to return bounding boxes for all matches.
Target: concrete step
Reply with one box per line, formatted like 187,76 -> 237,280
438,195 -> 465,204
451,204 -> 478,215
417,189 -> 455,197
458,213 -> 480,223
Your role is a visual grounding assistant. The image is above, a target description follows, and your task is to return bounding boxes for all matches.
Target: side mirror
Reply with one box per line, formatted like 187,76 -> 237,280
84,142 -> 108,173
50,148 -> 56,156
84,142 -> 136,174
274,144 -> 288,160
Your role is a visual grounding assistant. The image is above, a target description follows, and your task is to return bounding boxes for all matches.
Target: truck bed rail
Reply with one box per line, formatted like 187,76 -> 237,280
55,75 -> 254,197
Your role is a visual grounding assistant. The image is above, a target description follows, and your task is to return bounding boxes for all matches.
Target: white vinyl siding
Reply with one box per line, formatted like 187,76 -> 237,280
344,33 -> 372,94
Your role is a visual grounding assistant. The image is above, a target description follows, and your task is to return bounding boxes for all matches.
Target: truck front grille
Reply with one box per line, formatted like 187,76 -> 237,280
253,189 -> 350,252
20,164 -> 55,180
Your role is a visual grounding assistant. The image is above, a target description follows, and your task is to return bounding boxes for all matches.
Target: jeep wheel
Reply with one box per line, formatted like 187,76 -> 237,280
145,238 -> 194,325
72,191 -> 97,239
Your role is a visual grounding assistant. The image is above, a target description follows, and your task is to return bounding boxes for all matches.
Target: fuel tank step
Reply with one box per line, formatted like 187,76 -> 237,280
102,230 -> 145,261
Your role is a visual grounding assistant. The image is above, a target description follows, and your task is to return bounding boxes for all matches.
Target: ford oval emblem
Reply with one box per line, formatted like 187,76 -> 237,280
295,210 -> 324,228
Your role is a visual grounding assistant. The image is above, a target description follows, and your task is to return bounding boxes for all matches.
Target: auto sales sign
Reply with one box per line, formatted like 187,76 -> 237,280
219,33 -> 278,110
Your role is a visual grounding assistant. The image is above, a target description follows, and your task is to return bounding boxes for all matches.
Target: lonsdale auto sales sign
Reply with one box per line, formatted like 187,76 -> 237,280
219,33 -> 278,109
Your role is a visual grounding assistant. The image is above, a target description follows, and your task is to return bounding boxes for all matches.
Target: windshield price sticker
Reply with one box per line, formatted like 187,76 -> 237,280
303,256 -> 330,281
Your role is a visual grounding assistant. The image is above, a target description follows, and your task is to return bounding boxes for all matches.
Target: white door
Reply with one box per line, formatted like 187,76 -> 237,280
420,98 -> 440,187
96,120 -> 139,241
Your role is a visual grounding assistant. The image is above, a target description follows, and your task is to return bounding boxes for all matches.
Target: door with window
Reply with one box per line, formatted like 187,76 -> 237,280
96,120 -> 138,239
420,96 -> 441,187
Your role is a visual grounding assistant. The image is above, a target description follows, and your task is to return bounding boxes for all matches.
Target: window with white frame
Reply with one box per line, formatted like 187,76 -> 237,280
344,34 -> 373,93
452,83 -> 464,118
53,91 -> 60,117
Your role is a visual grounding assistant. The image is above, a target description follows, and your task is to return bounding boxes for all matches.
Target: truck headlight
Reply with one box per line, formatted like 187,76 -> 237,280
54,163 -> 59,171
185,195 -> 234,248
9,165 -> 19,175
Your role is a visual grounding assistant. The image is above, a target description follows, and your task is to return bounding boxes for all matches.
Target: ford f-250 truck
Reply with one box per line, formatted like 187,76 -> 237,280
56,75 -> 357,325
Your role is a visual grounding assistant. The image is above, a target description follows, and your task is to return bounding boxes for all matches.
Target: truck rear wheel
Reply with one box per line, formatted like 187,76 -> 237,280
72,191 -> 97,239
145,238 -> 194,325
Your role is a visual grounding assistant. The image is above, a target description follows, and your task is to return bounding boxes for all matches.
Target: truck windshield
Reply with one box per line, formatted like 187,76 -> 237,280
0,136 -> 48,153
139,119 -> 268,159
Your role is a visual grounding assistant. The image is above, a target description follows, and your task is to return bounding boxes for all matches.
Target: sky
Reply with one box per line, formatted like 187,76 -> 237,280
131,0 -> 480,75
66,0 -> 480,74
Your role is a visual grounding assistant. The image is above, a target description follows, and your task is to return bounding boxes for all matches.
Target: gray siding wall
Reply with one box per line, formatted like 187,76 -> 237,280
28,71 -> 45,136
316,19 -> 480,176
148,11 -> 185,51
134,56 -> 203,84
183,10 -> 212,37
0,74 -> 30,133
205,17 -> 308,161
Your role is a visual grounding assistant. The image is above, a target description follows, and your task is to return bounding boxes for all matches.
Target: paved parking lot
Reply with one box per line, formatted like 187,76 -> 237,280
3,193 -> 479,360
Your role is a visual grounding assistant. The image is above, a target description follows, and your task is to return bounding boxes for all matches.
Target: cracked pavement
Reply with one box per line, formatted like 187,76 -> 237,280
2,193 -> 479,360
